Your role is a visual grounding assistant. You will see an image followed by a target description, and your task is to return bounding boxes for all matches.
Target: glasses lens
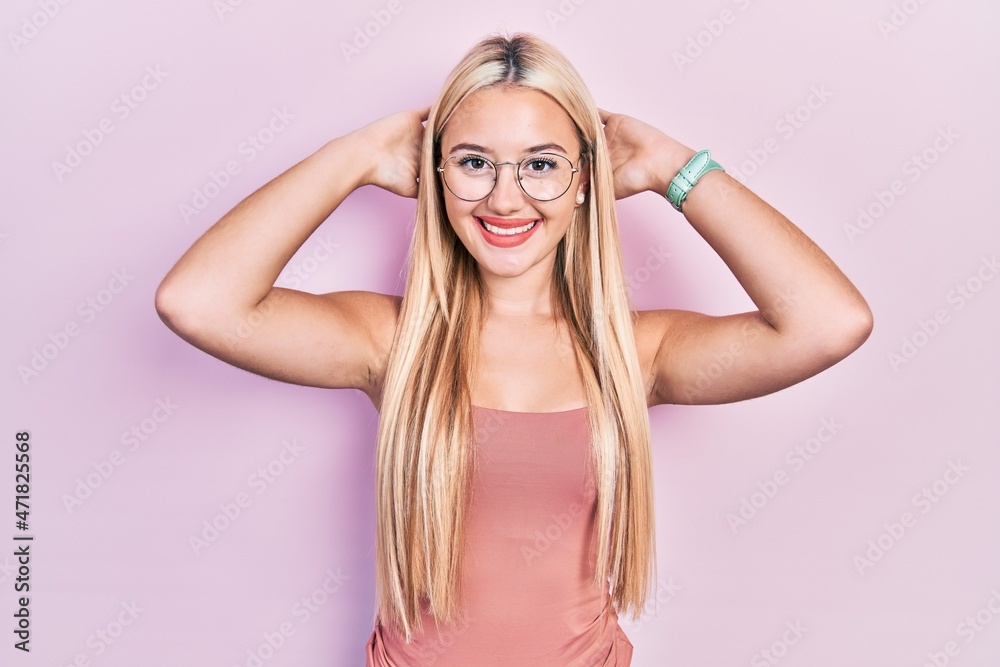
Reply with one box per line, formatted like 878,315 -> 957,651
442,155 -> 496,201
442,153 -> 575,201
518,154 -> 574,201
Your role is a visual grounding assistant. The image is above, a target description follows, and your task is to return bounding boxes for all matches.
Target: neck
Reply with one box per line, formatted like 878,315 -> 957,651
478,257 -> 559,320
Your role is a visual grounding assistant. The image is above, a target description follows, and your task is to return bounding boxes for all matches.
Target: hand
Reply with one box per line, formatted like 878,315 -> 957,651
598,108 -> 695,200
355,106 -> 429,198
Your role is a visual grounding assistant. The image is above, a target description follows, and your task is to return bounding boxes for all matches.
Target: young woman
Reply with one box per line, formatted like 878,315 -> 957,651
155,32 -> 873,667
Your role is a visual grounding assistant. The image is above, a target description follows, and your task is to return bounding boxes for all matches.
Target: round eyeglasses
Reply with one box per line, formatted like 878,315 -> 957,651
437,153 -> 580,202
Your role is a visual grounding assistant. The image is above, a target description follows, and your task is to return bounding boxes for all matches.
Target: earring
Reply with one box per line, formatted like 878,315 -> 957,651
575,192 -> 586,205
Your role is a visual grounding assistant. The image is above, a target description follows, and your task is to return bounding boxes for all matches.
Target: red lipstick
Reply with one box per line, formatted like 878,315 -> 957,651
475,216 -> 542,248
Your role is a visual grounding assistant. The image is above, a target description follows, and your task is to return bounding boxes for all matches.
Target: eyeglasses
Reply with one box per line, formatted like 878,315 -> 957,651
436,153 -> 580,202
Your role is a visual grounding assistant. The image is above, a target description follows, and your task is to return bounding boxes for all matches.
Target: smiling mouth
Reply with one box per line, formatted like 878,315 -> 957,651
476,217 -> 540,236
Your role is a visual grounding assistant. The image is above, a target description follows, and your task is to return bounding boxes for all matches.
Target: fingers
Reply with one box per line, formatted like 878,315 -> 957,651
597,107 -> 612,124
419,105 -> 431,123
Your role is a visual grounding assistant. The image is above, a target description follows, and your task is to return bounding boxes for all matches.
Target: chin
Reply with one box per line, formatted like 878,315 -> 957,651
480,261 -> 533,279
468,248 -> 531,276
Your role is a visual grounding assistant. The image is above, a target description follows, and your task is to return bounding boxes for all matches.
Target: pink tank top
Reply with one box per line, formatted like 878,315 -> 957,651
365,405 -> 634,666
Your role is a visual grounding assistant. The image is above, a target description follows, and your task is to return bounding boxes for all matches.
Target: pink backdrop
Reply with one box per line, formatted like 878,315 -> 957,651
3,0 -> 999,665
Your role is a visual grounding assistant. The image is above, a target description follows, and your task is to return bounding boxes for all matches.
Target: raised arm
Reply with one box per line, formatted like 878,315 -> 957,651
154,108 -> 428,405
598,108 -> 874,406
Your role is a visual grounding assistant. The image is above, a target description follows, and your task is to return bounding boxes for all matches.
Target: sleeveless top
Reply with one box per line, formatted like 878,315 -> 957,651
365,405 -> 634,666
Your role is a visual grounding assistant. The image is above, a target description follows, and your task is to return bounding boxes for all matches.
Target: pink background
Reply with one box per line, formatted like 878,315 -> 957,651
3,0 -> 999,665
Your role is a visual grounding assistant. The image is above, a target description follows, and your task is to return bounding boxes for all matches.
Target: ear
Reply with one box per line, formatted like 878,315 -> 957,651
575,156 -> 591,197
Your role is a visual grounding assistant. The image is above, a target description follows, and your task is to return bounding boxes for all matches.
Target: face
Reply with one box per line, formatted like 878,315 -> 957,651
437,86 -> 589,280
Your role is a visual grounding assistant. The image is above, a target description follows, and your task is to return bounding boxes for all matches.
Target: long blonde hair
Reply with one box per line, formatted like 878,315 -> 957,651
374,31 -> 656,641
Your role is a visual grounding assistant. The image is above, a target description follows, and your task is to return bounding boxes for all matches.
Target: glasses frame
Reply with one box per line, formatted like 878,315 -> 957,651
436,152 -> 582,202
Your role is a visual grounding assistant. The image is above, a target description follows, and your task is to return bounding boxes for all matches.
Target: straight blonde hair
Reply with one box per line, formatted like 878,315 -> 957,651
374,31 -> 656,642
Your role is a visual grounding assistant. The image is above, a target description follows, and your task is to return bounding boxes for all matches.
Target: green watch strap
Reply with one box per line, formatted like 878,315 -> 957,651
665,150 -> 724,211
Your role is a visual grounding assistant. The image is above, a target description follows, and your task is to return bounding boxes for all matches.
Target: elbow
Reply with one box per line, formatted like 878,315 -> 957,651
848,298 -> 875,348
154,279 -> 202,337
154,281 -> 170,319
154,281 -> 183,335
856,301 -> 875,342
822,301 -> 875,362
155,278 -> 241,343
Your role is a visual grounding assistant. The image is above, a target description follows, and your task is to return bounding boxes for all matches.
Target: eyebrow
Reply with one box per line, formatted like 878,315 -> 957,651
447,142 -> 569,156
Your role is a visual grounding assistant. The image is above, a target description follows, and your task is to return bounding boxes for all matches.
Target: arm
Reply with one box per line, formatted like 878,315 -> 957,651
599,109 -> 874,406
154,108 -> 428,405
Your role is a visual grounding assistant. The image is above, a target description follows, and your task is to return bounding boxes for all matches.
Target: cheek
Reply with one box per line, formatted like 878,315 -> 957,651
442,197 -> 474,235
541,201 -> 576,227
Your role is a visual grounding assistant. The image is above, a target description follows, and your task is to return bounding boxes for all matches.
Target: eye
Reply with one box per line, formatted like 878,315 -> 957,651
456,155 -> 490,171
523,156 -> 559,174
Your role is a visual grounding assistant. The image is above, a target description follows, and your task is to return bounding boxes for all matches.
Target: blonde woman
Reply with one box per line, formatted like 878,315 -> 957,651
155,32 -> 872,667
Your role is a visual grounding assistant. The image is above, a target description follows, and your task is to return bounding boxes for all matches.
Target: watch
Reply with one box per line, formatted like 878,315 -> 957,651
665,150 -> 724,211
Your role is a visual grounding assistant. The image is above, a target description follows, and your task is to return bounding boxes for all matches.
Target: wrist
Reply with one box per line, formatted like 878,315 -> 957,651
323,131 -> 376,192
663,149 -> 725,212
649,140 -> 697,195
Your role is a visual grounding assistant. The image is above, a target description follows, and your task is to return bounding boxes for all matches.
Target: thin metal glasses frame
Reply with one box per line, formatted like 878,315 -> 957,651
436,152 -> 581,202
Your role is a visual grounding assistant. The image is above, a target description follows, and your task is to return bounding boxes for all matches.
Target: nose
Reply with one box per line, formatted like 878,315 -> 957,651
486,161 -> 525,213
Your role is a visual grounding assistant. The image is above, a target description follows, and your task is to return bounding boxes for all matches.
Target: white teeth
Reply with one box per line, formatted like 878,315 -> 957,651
480,219 -> 537,236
